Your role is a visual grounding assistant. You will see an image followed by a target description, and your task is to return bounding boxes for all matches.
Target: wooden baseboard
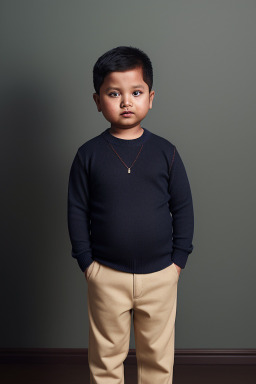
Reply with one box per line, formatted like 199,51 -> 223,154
1,348 -> 256,365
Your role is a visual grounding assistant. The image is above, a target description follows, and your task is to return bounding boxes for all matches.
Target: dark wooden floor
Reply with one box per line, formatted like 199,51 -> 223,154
1,363 -> 256,384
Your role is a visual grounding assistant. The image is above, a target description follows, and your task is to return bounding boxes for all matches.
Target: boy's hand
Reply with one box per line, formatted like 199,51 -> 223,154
174,263 -> 181,276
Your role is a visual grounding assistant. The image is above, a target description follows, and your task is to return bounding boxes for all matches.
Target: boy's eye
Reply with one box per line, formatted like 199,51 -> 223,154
109,92 -> 120,97
133,90 -> 142,96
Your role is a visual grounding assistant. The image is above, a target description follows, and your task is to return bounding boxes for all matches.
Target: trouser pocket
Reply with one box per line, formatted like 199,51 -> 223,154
86,261 -> 96,281
87,261 -> 101,281
172,262 -> 180,280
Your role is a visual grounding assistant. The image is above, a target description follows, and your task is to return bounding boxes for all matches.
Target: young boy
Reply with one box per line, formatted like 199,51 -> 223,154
68,46 -> 194,384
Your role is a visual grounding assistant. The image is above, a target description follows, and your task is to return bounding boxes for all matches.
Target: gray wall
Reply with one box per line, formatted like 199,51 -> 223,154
1,0 -> 255,348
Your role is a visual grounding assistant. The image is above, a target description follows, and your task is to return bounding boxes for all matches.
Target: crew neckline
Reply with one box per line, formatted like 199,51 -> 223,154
101,127 -> 151,146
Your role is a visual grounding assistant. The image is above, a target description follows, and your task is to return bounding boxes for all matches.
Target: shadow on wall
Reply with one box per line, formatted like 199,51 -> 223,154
1,74 -> 66,345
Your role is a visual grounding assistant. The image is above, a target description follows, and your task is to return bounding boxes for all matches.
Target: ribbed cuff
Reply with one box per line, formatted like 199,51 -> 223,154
171,249 -> 189,269
73,251 -> 94,272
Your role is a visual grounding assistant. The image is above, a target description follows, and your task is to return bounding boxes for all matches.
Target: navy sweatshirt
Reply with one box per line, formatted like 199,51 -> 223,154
67,127 -> 194,274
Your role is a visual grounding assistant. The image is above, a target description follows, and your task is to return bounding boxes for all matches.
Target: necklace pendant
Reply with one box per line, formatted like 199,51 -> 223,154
128,168 -> 131,174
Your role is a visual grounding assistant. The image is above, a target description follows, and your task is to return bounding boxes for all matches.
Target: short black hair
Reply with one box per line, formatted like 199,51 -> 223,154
93,46 -> 153,95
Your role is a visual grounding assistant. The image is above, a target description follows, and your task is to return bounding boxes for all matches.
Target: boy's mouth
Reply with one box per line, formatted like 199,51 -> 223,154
121,111 -> 134,116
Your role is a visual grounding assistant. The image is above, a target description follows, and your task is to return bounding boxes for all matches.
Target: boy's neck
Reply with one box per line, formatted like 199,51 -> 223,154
109,126 -> 144,140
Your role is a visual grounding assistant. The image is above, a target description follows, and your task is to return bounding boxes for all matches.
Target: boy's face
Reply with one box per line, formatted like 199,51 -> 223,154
93,66 -> 155,131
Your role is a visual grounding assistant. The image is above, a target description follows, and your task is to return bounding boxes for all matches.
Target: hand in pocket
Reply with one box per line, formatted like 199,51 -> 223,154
85,261 -> 95,281
173,263 -> 181,277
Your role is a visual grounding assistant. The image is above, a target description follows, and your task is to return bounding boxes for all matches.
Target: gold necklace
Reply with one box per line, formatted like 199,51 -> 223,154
106,141 -> 144,173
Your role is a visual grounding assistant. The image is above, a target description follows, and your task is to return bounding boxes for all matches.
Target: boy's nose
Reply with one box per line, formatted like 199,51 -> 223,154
120,97 -> 132,107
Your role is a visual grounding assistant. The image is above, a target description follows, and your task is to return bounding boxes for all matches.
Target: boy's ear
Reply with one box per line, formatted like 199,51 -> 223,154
149,90 -> 155,110
93,93 -> 102,112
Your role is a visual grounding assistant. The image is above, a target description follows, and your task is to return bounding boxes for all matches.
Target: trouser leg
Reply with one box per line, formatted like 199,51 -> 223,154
133,263 -> 179,384
87,261 -> 133,384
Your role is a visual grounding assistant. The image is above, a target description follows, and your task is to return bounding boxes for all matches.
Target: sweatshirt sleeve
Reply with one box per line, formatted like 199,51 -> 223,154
67,149 -> 94,272
168,146 -> 194,269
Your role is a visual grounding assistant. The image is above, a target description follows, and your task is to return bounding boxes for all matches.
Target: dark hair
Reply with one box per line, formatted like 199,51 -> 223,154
93,46 -> 153,95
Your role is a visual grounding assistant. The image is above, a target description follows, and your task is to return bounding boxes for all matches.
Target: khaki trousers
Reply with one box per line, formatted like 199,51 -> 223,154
86,260 -> 180,384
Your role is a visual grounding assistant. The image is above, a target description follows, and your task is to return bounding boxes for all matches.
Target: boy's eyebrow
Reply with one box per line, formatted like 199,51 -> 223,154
105,84 -> 146,92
